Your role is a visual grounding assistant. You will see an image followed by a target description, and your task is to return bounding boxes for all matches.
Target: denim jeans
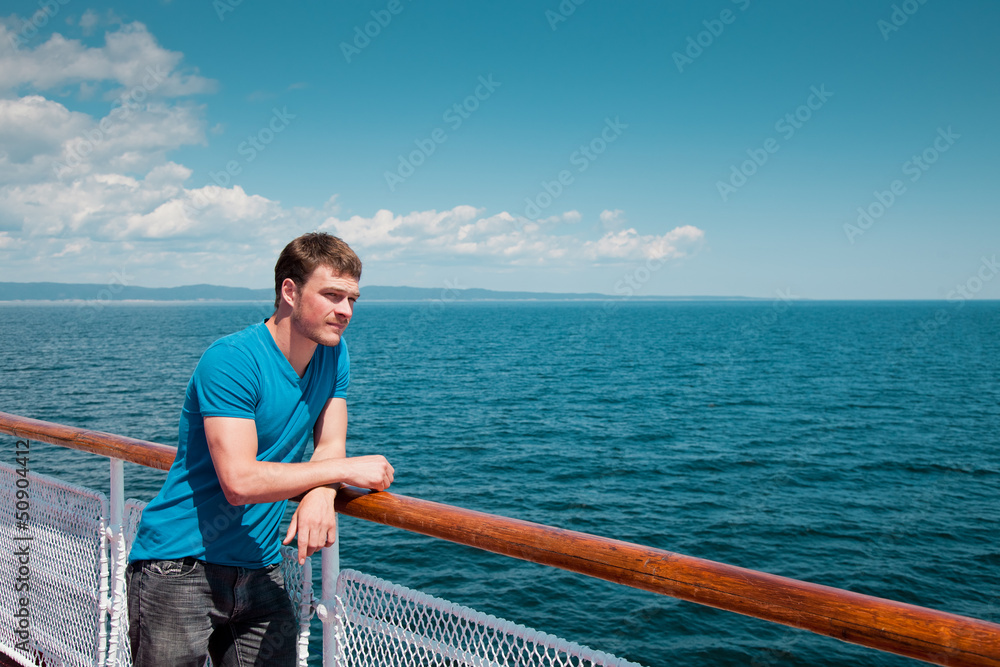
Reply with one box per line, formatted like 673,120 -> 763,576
127,557 -> 298,667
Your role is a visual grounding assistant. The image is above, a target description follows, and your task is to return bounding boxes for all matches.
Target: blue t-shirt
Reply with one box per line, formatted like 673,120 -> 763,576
129,321 -> 349,567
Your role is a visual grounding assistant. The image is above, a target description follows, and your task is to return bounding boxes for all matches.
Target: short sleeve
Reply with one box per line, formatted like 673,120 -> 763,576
192,342 -> 260,419
331,339 -> 350,399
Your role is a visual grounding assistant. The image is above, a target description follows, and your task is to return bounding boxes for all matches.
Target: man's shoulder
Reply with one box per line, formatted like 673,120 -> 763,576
197,323 -> 268,371
207,322 -> 266,353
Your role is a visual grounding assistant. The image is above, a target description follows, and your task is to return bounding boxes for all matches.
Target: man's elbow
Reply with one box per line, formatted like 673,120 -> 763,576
219,478 -> 253,506
223,490 -> 250,506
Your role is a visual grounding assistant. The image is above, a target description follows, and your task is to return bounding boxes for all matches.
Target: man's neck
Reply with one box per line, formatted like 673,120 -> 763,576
265,312 -> 317,378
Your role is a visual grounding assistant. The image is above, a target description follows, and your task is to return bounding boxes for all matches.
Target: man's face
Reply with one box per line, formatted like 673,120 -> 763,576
289,265 -> 359,348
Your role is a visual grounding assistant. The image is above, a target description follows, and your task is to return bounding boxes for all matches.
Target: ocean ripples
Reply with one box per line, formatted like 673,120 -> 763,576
1,301 -> 999,666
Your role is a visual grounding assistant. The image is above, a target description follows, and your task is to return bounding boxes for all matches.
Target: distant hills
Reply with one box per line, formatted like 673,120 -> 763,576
0,282 -> 757,302
0,282 -> 272,302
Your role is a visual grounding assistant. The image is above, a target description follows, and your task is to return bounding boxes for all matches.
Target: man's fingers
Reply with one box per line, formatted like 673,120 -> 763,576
283,513 -> 298,545
345,455 -> 395,490
372,462 -> 394,491
301,530 -> 336,559
298,525 -> 313,565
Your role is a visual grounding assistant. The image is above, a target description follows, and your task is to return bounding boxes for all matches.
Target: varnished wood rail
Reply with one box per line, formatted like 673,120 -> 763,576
0,411 -> 175,470
2,410 -> 999,666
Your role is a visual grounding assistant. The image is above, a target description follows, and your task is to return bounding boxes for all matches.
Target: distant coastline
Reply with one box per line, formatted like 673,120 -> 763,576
0,281 -> 763,303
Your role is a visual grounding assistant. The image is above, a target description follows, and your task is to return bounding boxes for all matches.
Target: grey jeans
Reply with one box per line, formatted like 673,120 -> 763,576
126,557 -> 298,667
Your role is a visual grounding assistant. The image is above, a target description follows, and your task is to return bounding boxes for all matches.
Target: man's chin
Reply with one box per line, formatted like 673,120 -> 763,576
312,331 -> 342,347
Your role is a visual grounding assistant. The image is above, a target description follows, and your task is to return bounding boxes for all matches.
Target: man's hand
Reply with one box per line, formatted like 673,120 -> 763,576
338,455 -> 395,491
282,456 -> 393,565
283,486 -> 338,565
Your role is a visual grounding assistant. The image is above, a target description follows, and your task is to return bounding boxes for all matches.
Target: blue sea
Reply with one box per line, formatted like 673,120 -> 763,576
1,300 -> 998,666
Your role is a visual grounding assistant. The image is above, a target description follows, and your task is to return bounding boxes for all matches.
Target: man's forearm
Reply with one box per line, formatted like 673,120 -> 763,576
206,404 -> 392,505
300,441 -> 348,495
220,455 -> 388,505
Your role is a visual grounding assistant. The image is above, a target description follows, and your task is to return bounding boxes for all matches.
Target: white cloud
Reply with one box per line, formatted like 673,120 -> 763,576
0,95 -> 90,170
0,232 -> 24,249
52,238 -> 89,257
536,210 -> 581,225
78,10 -> 100,35
2,164 -> 290,242
322,206 -> 704,265
113,184 -> 285,240
0,21 -> 304,286
0,21 -> 216,97
0,95 -> 205,185
0,23 -> 210,184
55,101 -> 207,176
583,225 -> 704,261
0,20 -> 706,289
599,208 -> 625,230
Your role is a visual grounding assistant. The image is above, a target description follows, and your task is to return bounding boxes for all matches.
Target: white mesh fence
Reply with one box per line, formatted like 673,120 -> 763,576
0,476 -> 313,667
280,544 -> 314,665
0,461 -> 107,667
115,500 -> 313,667
0,461 -> 642,667
122,499 -> 145,550
332,569 -> 643,667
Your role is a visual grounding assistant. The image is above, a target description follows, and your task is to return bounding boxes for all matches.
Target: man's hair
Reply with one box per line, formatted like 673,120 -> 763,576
273,233 -> 362,308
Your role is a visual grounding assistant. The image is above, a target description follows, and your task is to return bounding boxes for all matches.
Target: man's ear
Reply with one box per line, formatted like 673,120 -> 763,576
281,278 -> 298,308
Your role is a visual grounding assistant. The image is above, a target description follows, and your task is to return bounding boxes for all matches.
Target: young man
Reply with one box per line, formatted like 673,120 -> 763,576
127,233 -> 393,666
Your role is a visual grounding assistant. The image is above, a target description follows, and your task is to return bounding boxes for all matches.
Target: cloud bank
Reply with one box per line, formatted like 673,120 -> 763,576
0,20 -> 704,288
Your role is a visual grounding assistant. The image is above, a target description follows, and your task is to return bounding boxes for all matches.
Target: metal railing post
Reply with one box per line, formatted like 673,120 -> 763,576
319,522 -> 341,667
105,458 -> 125,667
109,458 -> 124,534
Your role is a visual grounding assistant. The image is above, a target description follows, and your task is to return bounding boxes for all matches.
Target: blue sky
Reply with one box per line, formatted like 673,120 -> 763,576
1,0 -> 997,298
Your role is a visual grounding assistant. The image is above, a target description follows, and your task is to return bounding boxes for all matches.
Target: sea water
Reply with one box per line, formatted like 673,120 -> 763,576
1,300 -> 998,666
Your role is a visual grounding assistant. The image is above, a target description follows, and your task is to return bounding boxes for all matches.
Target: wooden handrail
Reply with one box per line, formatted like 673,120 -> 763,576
2,410 -> 999,666
334,487 -> 1000,666
0,411 -> 175,470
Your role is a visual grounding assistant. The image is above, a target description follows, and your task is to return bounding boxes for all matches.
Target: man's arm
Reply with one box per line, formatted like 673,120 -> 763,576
282,397 -> 353,563
204,403 -> 393,505
307,396 -> 350,467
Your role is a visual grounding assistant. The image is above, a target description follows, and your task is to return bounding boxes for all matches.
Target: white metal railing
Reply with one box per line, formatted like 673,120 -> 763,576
0,445 -> 639,667
0,455 -> 318,667
5,411 -> 1000,667
0,460 -> 106,666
